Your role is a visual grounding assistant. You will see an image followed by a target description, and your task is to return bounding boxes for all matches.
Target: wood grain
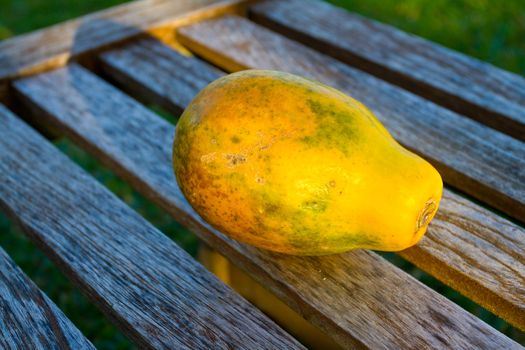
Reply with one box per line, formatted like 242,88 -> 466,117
12,64 -> 522,349
0,246 -> 95,350
0,0 -> 252,87
250,0 -> 525,142
177,15 -> 525,224
0,104 -> 303,350
100,38 -> 223,115
99,39 -> 525,330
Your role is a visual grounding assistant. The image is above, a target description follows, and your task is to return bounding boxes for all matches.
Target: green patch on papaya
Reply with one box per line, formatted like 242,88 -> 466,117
286,223 -> 322,251
330,232 -> 380,249
256,190 -> 285,216
263,201 -> 281,215
254,214 -> 272,235
301,199 -> 328,213
300,185 -> 331,213
225,171 -> 246,183
301,99 -> 356,155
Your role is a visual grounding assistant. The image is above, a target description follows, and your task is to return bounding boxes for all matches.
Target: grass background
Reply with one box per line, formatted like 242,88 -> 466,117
1,0 -> 524,348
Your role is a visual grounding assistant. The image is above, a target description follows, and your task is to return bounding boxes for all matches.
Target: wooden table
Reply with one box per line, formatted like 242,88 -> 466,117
0,0 -> 523,348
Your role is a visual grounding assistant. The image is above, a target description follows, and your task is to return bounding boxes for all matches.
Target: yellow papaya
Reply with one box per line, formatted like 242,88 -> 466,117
173,70 -> 442,255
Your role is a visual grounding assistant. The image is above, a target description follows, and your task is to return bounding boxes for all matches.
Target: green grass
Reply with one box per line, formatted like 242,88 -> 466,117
0,0 -> 129,40
327,0 -> 525,75
0,0 -> 524,348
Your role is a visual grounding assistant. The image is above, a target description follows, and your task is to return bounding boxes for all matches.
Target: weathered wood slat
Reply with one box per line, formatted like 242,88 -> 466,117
99,38 -> 525,330
100,38 -> 223,115
0,104 -> 303,350
250,0 -> 525,142
12,64 -> 521,349
0,246 -> 95,350
402,192 -> 525,327
0,0 -> 250,89
177,15 -> 525,224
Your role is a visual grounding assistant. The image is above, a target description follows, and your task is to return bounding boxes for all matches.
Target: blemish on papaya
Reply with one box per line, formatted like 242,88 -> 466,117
263,201 -> 281,215
231,135 -> 241,143
254,215 -> 272,235
224,153 -> 247,166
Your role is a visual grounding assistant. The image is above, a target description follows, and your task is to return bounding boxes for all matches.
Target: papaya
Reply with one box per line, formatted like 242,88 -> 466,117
173,70 -> 442,255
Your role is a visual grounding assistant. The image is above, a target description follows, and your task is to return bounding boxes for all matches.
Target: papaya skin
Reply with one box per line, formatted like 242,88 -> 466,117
173,70 -> 443,255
